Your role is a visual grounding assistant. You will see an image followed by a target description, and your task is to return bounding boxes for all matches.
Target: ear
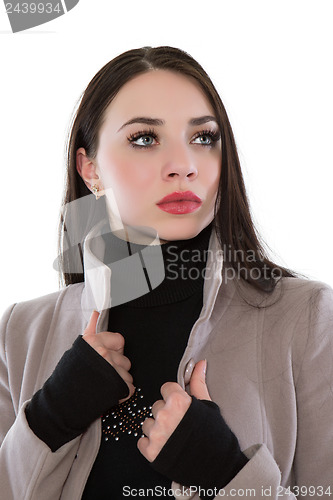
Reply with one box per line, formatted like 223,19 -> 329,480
76,147 -> 101,192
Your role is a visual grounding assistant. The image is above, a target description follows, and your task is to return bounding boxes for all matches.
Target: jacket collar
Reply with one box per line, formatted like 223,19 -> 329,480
80,218 -> 224,332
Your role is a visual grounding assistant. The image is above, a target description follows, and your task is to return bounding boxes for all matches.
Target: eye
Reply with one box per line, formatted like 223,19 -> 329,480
132,135 -> 156,147
127,129 -> 158,148
191,129 -> 221,147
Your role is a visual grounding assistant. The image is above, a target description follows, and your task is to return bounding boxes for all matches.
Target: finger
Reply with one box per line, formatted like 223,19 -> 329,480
142,417 -> 155,437
160,381 -> 185,402
106,350 -> 131,371
96,331 -> 125,353
151,400 -> 165,419
189,359 -> 211,401
119,382 -> 135,403
113,365 -> 133,386
83,310 -> 99,335
137,435 -> 150,459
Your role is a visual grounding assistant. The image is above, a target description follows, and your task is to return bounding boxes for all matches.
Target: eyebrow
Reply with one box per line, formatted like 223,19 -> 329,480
117,115 -> 218,132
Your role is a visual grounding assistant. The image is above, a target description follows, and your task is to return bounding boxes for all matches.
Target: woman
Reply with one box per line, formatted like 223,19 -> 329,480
0,46 -> 332,500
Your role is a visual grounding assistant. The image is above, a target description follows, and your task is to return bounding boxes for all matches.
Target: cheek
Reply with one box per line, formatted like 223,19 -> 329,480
99,153 -> 156,215
204,156 -> 221,194
99,151 -> 154,192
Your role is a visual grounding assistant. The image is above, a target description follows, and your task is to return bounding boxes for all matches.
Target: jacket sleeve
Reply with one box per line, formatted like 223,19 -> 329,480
291,285 -> 333,491
171,284 -> 333,500
170,444 -> 296,499
0,303 -> 82,500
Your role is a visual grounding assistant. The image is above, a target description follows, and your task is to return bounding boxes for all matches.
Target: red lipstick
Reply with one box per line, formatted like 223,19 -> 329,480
156,191 -> 202,215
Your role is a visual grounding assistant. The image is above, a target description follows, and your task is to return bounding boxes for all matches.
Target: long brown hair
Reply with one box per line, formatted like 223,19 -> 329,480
57,46 -> 296,291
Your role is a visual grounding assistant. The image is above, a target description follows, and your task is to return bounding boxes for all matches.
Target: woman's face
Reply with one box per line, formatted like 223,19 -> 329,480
78,70 -> 222,243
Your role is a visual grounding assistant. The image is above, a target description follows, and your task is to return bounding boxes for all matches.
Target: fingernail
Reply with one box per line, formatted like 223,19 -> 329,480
203,359 -> 207,375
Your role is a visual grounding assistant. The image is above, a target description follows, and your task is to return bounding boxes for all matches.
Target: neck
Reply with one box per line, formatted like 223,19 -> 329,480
101,220 -> 214,307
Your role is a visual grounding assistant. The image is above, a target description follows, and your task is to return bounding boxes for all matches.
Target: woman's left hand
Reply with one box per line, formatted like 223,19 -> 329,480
137,359 -> 211,462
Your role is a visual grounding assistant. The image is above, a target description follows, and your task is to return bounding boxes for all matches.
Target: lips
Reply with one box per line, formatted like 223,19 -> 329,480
157,191 -> 202,204
156,191 -> 202,215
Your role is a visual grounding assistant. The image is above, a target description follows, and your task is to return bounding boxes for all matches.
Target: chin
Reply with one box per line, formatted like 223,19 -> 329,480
155,217 -> 211,243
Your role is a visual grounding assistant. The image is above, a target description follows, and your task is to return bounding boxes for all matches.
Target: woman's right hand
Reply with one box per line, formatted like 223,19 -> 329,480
82,310 -> 135,402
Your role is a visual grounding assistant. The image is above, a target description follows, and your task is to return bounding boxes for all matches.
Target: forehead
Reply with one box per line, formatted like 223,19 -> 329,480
101,69 -> 215,127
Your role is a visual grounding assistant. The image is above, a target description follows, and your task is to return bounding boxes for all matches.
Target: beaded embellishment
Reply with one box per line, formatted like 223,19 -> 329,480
102,387 -> 153,442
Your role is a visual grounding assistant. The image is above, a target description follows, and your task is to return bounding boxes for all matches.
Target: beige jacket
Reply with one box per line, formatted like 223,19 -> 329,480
1,220 -> 333,500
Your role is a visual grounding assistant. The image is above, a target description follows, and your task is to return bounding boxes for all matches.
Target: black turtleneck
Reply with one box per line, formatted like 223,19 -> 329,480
101,221 -> 212,400
25,222 -> 248,499
82,222 -> 213,498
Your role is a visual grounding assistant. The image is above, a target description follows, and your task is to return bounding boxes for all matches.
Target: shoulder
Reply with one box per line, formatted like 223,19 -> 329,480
225,275 -> 333,353
0,283 -> 85,348
257,277 -> 333,336
278,275 -> 333,298
232,274 -> 333,315
272,277 -> 333,322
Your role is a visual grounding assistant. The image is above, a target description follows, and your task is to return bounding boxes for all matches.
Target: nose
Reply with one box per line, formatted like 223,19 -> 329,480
161,144 -> 198,181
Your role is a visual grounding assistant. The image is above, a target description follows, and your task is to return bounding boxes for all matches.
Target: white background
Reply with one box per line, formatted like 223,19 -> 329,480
0,0 -> 332,317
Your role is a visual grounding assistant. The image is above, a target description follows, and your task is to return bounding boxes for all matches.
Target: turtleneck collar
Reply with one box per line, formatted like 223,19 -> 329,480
80,217 -> 224,322
101,222 -> 213,307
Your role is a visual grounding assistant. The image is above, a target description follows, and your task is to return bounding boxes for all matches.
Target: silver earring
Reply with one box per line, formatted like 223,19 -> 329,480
91,184 -> 100,200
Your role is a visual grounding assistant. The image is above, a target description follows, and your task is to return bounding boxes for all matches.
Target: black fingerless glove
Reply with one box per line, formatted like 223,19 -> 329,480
151,396 -> 248,498
25,335 -> 129,452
